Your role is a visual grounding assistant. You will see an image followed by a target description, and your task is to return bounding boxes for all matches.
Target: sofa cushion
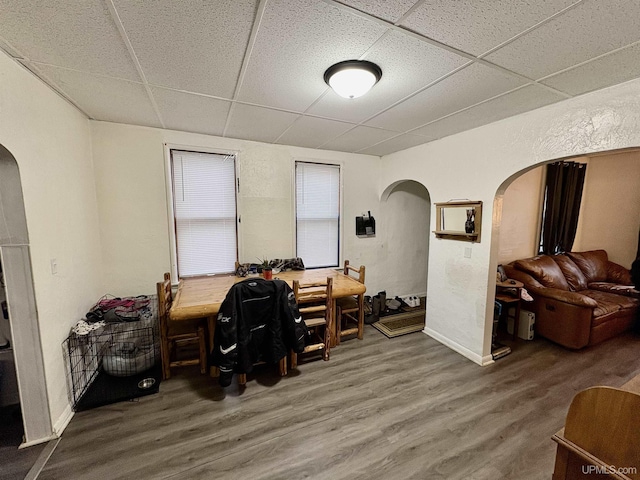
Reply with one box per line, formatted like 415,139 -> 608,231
553,255 -> 588,291
567,250 -> 608,282
588,282 -> 640,299
582,290 -> 622,318
514,255 -> 570,290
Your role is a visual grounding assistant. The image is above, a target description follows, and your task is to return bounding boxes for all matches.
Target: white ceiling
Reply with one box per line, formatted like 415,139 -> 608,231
2,0 -> 640,156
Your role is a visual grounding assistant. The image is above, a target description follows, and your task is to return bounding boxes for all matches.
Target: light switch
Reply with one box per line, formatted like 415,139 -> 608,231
50,258 -> 58,275
464,247 -> 472,258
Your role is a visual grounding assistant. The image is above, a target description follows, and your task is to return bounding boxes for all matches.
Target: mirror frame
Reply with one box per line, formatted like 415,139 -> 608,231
433,200 -> 482,242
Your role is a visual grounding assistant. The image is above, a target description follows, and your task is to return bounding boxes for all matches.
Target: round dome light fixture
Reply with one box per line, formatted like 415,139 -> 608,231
324,60 -> 382,99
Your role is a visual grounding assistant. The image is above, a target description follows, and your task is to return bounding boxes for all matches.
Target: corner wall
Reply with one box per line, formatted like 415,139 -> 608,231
0,51 -> 103,439
381,78 -> 640,365
573,151 -> 640,266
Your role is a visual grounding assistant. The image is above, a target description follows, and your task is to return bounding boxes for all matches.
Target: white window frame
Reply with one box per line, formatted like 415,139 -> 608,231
163,143 -> 241,280
293,159 -> 344,269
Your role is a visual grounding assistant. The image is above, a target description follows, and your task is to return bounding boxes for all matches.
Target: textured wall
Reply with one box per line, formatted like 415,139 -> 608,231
382,78 -> 640,365
0,51 -> 103,441
89,122 -> 392,296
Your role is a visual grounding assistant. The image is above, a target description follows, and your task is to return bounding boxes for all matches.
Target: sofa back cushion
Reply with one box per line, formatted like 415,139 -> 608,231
567,250 -> 608,282
553,255 -> 588,291
514,255 -> 570,290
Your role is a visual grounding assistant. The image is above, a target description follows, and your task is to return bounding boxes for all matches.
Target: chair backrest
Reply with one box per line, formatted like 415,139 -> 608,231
293,277 -> 333,318
343,260 -> 365,284
157,272 -> 172,319
563,386 -> 640,478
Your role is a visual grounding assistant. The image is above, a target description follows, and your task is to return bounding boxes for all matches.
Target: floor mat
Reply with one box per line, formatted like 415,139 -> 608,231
371,311 -> 425,338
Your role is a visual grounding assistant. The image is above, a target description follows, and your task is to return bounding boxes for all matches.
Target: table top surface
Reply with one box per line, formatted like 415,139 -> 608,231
169,267 -> 367,321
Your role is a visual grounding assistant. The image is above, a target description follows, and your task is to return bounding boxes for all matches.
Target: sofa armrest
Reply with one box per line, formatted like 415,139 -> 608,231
606,261 -> 633,285
528,286 -> 598,308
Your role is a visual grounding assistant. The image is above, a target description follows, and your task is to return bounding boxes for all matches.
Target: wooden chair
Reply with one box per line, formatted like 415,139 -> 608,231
290,277 -> 333,368
552,386 -> 640,479
336,260 -> 365,344
157,272 -> 207,380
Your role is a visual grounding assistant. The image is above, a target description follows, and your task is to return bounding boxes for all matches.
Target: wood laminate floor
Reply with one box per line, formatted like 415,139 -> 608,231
37,328 -> 640,480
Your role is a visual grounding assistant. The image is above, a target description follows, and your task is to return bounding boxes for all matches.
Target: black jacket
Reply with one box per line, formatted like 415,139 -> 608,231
212,278 -> 307,387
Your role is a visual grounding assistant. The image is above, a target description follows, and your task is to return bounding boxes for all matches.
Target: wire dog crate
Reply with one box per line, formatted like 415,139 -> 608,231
63,297 -> 162,411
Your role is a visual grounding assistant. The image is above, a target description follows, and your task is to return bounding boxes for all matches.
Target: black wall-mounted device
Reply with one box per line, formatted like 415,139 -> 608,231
356,211 -> 375,237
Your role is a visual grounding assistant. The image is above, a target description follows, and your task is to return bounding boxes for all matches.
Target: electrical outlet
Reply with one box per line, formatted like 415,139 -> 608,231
50,258 -> 58,275
464,247 -> 472,258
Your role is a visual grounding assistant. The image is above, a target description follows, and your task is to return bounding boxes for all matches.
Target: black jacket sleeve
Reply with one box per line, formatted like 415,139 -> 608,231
279,281 -> 308,353
212,287 -> 238,387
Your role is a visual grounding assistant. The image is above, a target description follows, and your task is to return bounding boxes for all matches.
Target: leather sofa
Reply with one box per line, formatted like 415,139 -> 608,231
503,250 -> 639,349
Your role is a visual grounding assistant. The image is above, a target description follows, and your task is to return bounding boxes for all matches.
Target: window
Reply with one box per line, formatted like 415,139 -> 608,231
295,162 -> 340,268
170,150 -> 237,277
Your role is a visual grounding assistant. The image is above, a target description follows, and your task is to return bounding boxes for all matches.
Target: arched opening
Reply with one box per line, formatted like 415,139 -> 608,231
0,144 -> 52,447
379,180 -> 431,307
486,147 -> 640,356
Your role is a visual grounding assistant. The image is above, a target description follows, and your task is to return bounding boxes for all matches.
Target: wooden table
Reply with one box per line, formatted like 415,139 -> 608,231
495,279 -> 523,340
169,268 -> 367,357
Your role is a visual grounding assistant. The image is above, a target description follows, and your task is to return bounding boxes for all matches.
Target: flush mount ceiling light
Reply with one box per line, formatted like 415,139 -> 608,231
324,60 -> 382,99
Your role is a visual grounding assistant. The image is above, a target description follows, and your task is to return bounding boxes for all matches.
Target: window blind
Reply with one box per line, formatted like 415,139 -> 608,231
296,162 -> 340,268
171,150 -> 237,276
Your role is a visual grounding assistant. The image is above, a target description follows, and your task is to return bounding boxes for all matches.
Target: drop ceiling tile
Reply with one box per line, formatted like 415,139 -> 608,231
276,116 -> 354,149
225,104 -> 299,143
36,65 -> 161,127
358,134 -> 428,156
238,0 -> 388,112
150,88 -> 231,136
335,0 -> 418,23
320,126 -> 399,153
366,63 -> 526,132
541,43 -> 640,96
0,0 -> 139,80
401,0 -> 576,56
113,0 -> 257,98
307,30 -> 469,123
485,0 -> 640,80
412,85 -> 565,141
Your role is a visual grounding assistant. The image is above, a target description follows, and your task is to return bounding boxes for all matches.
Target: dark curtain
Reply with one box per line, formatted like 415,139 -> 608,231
539,161 -> 587,255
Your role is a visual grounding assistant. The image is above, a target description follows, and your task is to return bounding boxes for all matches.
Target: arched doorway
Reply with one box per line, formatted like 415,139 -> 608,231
379,180 -> 431,306
0,144 -> 52,446
487,147 -> 640,355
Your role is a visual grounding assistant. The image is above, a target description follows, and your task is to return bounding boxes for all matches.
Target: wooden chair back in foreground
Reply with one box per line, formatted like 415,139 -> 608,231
290,277 -> 333,368
552,386 -> 640,479
157,272 -> 207,380
336,260 -> 366,345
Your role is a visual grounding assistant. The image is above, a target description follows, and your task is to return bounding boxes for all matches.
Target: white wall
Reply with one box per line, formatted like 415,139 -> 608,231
381,77 -> 640,365
496,165 -> 544,264
573,151 -> 640,267
89,122 -> 395,296
0,51 -> 103,440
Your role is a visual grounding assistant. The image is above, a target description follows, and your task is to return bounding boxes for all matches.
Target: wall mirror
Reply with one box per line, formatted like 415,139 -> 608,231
434,201 -> 482,242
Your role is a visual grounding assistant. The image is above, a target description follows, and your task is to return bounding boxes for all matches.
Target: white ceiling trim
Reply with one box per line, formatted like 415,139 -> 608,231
536,37 -> 640,83
0,33 -> 91,118
106,0 -> 165,128
476,0 -> 586,59
223,0 -> 269,137
405,83 -> 534,134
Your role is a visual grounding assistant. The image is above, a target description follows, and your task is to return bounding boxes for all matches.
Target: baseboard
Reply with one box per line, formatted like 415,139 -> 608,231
52,403 -> 74,437
19,434 -> 57,449
423,327 -> 494,366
